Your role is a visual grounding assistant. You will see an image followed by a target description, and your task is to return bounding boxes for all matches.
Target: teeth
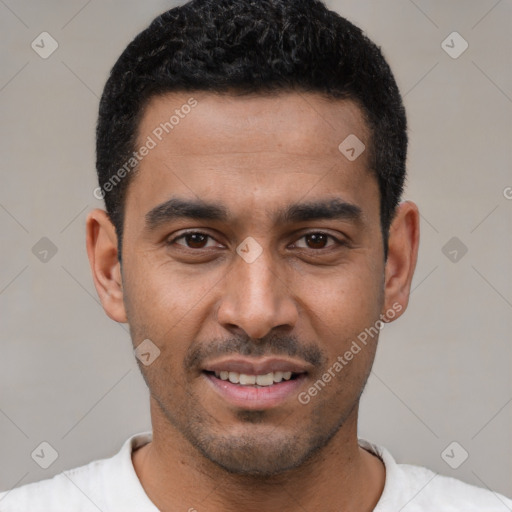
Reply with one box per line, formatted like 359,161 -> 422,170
213,370 -> 295,386
255,373 -> 274,386
239,374 -> 256,385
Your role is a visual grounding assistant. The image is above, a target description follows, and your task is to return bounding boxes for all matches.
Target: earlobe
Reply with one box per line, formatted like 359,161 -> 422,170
382,201 -> 420,321
85,208 -> 127,323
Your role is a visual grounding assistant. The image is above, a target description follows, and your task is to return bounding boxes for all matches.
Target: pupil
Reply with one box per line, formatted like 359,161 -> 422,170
188,234 -> 206,248
308,233 -> 326,248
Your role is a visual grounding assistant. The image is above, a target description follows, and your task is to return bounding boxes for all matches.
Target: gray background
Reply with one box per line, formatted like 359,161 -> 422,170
1,0 -> 511,501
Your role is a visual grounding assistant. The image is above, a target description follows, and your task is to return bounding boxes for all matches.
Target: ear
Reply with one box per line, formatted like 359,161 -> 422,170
381,201 -> 420,321
85,208 -> 127,323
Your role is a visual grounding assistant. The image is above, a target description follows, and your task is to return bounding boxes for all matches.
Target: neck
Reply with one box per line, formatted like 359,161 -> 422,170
132,398 -> 385,512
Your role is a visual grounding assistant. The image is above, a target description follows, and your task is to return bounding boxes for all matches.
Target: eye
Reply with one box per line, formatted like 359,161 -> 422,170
169,231 -> 219,249
292,232 -> 342,250
167,231 -> 344,251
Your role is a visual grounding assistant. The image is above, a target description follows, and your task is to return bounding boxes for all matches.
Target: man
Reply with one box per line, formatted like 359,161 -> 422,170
1,0 -> 511,510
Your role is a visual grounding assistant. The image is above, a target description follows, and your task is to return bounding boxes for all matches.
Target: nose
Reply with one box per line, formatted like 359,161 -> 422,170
216,246 -> 299,340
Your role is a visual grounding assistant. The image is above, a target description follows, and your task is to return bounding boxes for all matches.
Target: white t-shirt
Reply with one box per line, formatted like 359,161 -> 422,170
1,431 -> 511,511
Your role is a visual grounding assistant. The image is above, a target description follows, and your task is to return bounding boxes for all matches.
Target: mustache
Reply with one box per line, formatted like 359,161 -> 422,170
184,333 -> 326,371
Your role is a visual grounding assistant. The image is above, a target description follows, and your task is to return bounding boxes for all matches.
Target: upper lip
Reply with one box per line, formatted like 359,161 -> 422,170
203,357 -> 311,375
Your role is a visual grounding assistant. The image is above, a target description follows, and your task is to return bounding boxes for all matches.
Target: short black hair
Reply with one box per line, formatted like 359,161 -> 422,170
96,0 -> 407,262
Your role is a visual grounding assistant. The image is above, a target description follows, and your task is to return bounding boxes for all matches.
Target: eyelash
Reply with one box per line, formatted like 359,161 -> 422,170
167,231 -> 345,251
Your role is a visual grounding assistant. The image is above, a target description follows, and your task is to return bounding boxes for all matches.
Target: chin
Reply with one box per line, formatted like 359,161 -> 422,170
195,435 -> 308,476
186,420 -> 334,477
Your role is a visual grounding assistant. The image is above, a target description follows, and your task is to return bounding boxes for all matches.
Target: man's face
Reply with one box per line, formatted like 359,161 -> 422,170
119,91 -> 387,475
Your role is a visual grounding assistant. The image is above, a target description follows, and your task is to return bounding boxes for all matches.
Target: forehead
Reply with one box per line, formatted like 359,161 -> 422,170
138,91 -> 369,160
124,91 -> 377,228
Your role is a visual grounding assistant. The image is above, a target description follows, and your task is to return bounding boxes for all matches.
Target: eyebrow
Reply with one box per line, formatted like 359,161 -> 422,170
144,196 -> 363,231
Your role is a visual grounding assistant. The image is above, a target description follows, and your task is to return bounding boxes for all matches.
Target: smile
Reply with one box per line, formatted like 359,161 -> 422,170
210,370 -> 295,387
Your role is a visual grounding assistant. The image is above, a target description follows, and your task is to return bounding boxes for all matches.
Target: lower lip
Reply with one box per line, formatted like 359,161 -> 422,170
203,372 -> 307,410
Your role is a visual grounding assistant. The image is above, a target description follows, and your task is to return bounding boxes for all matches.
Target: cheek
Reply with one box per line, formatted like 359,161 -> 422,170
126,256 -> 219,319
305,265 -> 381,324
300,271 -> 381,404
122,257 -> 224,365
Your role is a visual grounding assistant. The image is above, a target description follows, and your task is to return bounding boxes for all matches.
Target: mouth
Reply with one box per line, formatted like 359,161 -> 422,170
201,357 -> 310,410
